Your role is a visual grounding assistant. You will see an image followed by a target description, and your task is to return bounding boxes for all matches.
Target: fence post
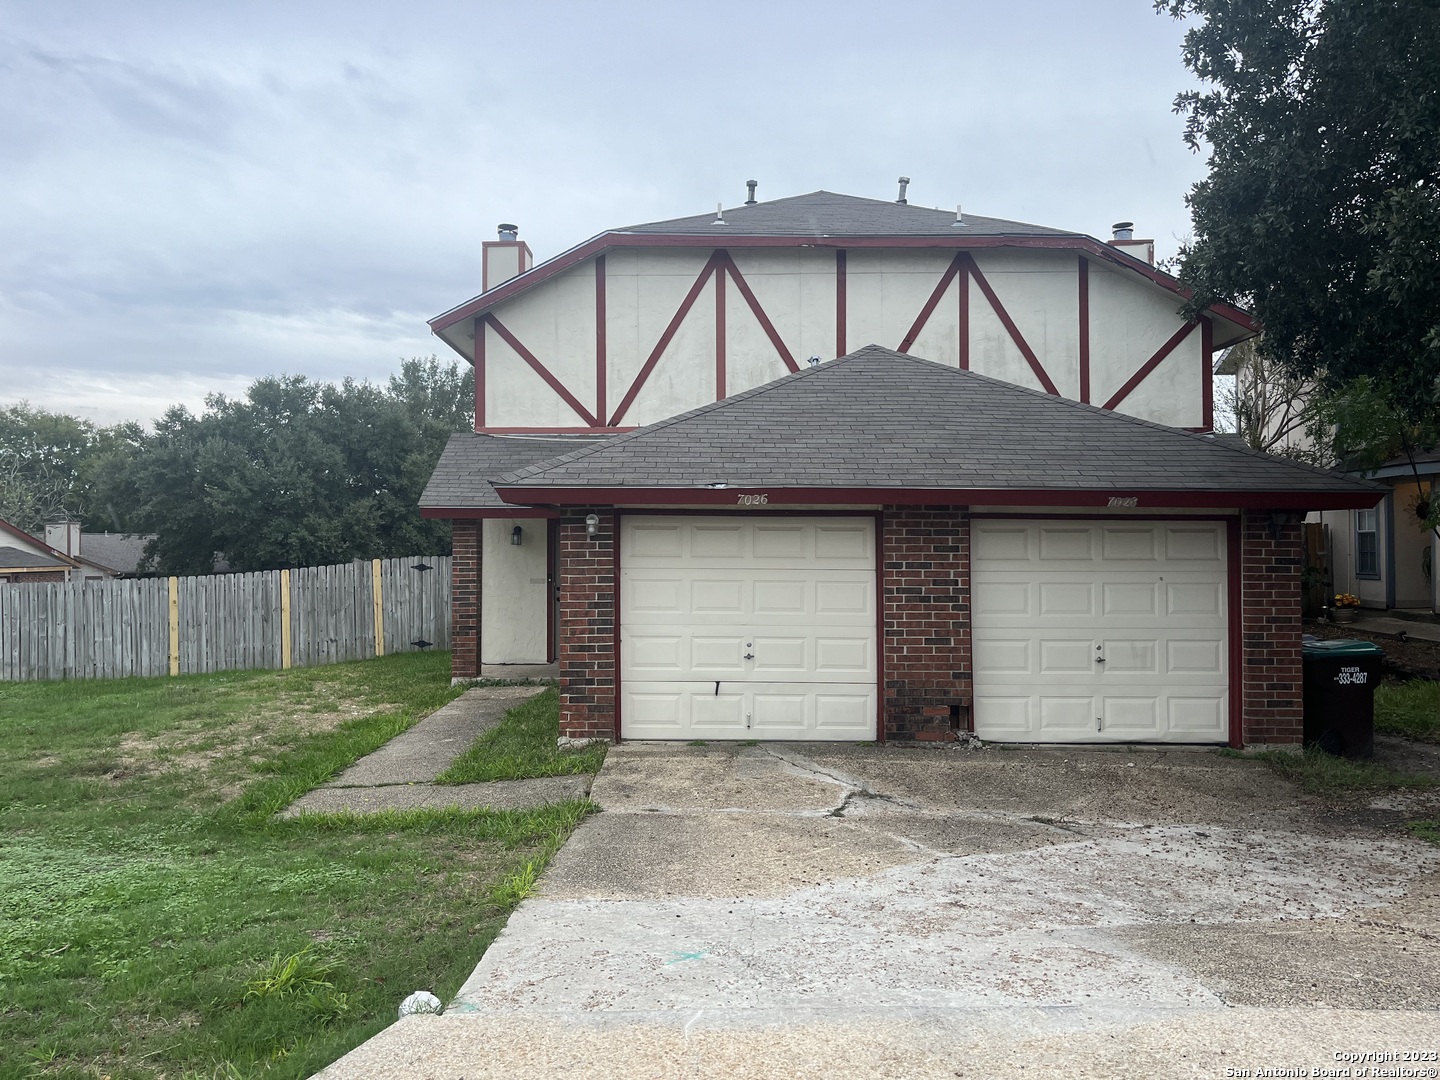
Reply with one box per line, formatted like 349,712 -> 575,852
280,569 -> 293,670
371,558 -> 385,657
167,576 -> 180,676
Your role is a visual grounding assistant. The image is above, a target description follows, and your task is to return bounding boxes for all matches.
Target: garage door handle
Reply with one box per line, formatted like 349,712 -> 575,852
1095,656 -> 1106,663
744,653 -> 755,661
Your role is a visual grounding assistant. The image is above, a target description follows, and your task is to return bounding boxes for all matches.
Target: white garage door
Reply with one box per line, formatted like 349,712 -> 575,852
621,515 -> 876,741
972,519 -> 1230,744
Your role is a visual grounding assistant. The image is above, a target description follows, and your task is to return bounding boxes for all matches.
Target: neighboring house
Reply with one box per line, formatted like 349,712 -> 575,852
420,187 -> 1382,748
0,518 -> 80,583
1318,450 -> 1439,614
41,519 -> 158,580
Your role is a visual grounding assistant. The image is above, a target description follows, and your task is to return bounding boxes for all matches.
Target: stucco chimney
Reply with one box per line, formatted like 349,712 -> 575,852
483,224 -> 534,291
1107,220 -> 1155,264
45,518 -> 81,557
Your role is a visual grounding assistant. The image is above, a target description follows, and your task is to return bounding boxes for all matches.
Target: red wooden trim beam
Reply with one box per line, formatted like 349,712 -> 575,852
420,507 -> 560,519
1102,319 -> 1199,412
484,314 -> 599,427
958,262 -> 969,370
835,249 -> 847,356
595,254 -> 607,425
609,251 -> 725,425
474,316 -> 486,430
718,252 -> 799,373
477,426 -> 637,434
898,252 -> 964,354
715,262 -> 726,399
1078,256 -> 1090,404
496,485 -> 1382,511
962,254 -> 1060,396
1201,316 -> 1214,432
431,233 -> 1260,337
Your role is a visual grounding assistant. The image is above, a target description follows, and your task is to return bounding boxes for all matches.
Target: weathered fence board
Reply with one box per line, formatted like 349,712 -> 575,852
0,555 -> 451,682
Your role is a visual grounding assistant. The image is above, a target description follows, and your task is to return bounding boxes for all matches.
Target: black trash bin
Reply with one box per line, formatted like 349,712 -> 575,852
1301,638 -> 1386,759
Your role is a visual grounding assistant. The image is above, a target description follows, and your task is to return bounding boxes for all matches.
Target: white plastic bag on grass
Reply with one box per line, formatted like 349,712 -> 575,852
398,990 -> 443,1017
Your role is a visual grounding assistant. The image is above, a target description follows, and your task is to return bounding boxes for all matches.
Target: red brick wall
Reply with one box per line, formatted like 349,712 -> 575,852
1240,510 -> 1304,744
558,509 -> 616,741
881,506 -> 972,741
451,520 -> 480,680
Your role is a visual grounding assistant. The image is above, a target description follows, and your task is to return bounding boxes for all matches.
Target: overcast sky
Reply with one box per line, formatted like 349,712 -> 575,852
0,0 -> 1208,426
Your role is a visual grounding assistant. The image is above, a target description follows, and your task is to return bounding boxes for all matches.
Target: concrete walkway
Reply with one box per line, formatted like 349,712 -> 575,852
281,685 -> 590,817
317,741 -> 1440,1077
1350,613 -> 1440,643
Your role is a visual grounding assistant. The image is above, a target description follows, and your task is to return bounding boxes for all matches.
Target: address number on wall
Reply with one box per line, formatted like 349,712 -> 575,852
1107,497 -> 1139,507
737,494 -> 769,505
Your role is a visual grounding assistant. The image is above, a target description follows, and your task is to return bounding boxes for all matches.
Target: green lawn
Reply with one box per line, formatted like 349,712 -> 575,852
1376,679 -> 1440,742
434,688 -> 606,784
0,652 -> 594,1080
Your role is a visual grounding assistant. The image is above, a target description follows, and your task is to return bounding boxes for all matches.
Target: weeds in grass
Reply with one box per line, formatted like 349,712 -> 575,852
1376,680 -> 1440,742
491,861 -> 541,910
1407,820 -> 1440,844
1222,746 -> 1435,797
434,689 -> 606,783
243,947 -> 339,1001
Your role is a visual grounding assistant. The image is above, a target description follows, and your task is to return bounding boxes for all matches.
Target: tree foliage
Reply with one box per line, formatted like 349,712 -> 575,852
1213,337 -> 1316,455
0,404 -> 144,534
1159,0 -> 1440,424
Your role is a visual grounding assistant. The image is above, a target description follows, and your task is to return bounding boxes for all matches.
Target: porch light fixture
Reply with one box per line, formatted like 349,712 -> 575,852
585,514 -> 600,537
511,525 -> 523,546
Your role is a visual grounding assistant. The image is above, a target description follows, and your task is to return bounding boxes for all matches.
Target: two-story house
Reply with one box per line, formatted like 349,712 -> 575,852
421,188 -> 1380,748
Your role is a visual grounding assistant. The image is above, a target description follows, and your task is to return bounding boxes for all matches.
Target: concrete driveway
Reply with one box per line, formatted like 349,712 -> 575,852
320,742 -> 1440,1078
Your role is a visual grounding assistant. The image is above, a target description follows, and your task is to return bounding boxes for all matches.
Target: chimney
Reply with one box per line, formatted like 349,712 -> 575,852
1107,220 -> 1155,265
896,176 -> 910,205
45,518 -> 81,558
483,223 -> 534,291
745,180 -> 757,205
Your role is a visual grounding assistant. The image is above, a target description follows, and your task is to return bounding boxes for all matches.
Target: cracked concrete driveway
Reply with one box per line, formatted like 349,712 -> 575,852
319,743 -> 1440,1079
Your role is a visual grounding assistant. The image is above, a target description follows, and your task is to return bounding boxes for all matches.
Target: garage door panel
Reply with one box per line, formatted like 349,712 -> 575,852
622,516 -> 877,741
973,519 -> 1229,745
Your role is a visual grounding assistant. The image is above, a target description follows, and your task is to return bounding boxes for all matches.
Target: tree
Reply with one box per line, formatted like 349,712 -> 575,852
0,403 -> 144,534
1213,337 -> 1317,455
1158,0 -> 1440,426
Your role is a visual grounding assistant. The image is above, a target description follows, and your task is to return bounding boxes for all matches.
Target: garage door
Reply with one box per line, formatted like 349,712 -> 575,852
972,519 -> 1229,743
620,516 -> 876,740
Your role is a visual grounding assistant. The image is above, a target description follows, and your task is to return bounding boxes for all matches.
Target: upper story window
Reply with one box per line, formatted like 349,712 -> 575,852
1355,509 -> 1380,579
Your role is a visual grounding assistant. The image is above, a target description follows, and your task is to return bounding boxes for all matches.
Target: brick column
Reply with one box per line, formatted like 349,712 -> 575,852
1240,509 -> 1304,745
881,506 -> 972,741
450,519 -> 480,681
558,508 -> 616,742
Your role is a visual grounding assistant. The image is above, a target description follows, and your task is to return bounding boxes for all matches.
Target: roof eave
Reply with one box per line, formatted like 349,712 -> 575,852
494,485 -> 1381,512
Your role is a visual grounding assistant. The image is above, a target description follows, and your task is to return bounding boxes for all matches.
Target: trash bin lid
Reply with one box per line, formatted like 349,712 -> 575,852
1302,638 -> 1385,657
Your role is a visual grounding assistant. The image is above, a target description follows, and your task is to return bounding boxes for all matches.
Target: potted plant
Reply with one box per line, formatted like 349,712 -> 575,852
1332,593 -> 1361,623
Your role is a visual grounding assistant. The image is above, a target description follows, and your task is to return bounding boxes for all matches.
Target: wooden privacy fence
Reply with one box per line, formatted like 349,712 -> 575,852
0,555 -> 451,682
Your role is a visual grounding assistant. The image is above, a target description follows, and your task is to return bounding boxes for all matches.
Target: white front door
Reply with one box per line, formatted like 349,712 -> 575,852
972,519 -> 1230,744
620,515 -> 877,740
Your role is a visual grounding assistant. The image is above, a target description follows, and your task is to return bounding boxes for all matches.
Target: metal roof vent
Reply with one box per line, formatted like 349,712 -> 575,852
712,202 -> 726,226
745,180 -> 758,205
952,203 -> 968,227
1111,221 -> 1134,240
497,223 -> 518,241
896,176 -> 910,205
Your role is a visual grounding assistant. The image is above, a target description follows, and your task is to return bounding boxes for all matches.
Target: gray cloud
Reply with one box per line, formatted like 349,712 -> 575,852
0,0 -> 1208,425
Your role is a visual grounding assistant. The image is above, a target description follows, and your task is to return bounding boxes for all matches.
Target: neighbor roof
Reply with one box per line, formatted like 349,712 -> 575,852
420,433 -> 611,514
493,346 -> 1383,510
0,545 -> 69,570
620,191 -> 1077,239
80,533 -> 155,575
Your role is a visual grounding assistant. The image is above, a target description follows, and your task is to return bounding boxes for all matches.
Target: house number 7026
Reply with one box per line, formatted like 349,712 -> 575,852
737,493 -> 768,505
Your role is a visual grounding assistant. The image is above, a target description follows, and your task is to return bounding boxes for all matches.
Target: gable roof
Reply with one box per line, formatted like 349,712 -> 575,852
419,432 -> 612,515
429,190 -> 1257,346
621,191 -> 1076,238
0,545 -> 70,570
0,518 -> 79,569
79,533 -> 156,575
493,346 -> 1382,511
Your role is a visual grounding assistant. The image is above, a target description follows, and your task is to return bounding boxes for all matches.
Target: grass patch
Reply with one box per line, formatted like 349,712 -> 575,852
1376,680 -> 1440,742
0,652 -> 595,1079
1407,820 -> 1440,844
433,688 -> 606,784
1223,745 -> 1436,797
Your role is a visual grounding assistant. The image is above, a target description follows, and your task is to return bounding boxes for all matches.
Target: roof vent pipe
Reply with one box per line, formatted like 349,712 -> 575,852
745,180 -> 757,205
896,176 -> 910,205
712,202 -> 726,225
1111,221 -> 1134,240
952,203 -> 967,227
497,223 -> 518,241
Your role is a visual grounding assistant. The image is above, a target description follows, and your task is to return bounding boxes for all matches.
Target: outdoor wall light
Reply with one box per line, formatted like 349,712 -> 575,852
510,525 -> 523,546
585,514 -> 600,537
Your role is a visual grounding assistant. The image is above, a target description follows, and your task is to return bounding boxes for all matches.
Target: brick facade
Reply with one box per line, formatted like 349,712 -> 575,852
1239,509 -> 1304,744
557,508 -> 617,742
450,520 -> 480,680
880,507 -> 972,741
545,505 -> 1304,747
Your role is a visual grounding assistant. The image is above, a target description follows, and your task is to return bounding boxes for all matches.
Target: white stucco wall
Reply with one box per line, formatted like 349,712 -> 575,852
475,246 -> 1210,432
1392,482 -> 1434,609
481,517 -> 550,664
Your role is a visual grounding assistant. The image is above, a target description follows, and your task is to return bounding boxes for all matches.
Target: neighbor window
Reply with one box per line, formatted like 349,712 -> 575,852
1355,509 -> 1380,579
